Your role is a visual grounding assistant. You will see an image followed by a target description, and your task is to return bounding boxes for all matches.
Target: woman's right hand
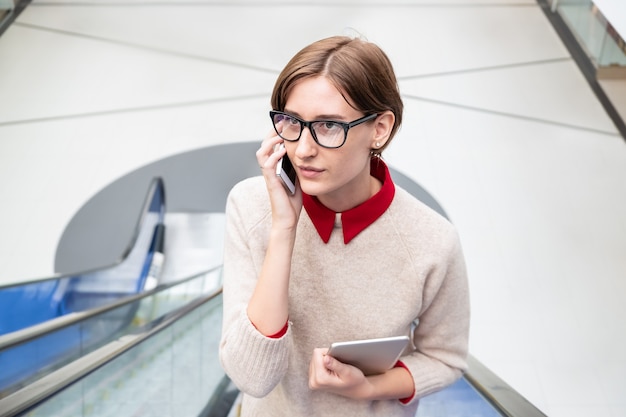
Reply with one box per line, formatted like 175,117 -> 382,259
247,133 -> 302,337
256,133 -> 302,230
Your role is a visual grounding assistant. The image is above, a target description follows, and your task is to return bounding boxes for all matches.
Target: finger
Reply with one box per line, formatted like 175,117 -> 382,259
309,349 -> 332,389
256,136 -> 285,170
324,354 -> 343,374
265,144 -> 287,175
256,135 -> 280,164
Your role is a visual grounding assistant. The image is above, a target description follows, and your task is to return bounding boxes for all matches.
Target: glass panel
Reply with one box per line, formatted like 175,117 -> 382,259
0,268 -> 221,397
0,322 -> 82,393
0,280 -> 63,335
417,377 -> 503,416
26,294 -> 224,417
557,0 -> 626,68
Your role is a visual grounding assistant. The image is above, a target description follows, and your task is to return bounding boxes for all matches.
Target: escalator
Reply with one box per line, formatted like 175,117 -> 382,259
0,268 -> 224,417
0,177 -> 165,335
0,176 -> 225,401
0,276 -> 546,417
0,178 -> 167,398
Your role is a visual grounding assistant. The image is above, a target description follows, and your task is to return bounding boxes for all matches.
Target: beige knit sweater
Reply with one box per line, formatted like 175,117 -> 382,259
219,175 -> 470,417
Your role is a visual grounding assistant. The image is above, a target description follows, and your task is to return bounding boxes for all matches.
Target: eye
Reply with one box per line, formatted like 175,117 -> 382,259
274,113 -> 297,125
318,121 -> 342,134
279,115 -> 298,126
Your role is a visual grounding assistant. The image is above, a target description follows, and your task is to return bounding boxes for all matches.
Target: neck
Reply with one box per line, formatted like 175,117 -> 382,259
318,174 -> 381,213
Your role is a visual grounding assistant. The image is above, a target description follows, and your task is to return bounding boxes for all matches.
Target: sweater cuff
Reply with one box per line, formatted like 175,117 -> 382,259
394,360 -> 416,404
251,319 -> 289,338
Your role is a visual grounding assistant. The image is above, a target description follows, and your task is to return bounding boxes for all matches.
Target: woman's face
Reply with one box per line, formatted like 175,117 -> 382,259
282,76 -> 381,212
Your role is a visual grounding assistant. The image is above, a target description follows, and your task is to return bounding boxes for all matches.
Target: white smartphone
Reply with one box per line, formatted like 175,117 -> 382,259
327,335 -> 410,376
276,154 -> 296,195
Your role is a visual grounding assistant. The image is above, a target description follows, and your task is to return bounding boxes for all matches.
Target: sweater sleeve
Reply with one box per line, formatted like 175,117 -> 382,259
219,178 -> 291,398
400,225 -> 470,403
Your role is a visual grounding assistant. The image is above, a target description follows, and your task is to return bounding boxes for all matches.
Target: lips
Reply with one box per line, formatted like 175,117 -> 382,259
298,165 -> 324,178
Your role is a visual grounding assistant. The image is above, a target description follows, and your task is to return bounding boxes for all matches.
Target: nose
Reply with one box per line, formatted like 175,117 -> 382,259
294,126 -> 318,160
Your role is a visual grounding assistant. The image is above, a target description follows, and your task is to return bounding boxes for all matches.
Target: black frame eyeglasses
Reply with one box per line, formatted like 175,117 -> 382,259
269,110 -> 378,149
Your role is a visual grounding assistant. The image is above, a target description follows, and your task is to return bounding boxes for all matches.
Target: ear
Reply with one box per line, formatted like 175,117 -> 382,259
370,111 -> 395,151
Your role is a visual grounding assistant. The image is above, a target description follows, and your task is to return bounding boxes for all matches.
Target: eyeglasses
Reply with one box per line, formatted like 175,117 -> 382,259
269,110 -> 377,149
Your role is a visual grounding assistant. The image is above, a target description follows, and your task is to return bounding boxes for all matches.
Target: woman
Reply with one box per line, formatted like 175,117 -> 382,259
219,35 -> 469,417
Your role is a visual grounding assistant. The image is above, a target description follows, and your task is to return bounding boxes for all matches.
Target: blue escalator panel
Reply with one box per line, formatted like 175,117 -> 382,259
0,178 -> 166,397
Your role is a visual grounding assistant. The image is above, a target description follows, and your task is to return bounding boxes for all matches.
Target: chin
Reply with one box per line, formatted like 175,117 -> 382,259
298,180 -> 325,197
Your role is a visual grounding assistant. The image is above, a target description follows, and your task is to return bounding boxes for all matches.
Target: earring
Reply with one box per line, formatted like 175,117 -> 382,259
375,142 -> 380,148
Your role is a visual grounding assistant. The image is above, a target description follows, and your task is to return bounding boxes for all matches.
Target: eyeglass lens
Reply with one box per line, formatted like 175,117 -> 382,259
272,113 -> 346,148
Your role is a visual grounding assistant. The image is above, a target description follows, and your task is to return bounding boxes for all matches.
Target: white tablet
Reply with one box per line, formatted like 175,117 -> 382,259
327,335 -> 410,376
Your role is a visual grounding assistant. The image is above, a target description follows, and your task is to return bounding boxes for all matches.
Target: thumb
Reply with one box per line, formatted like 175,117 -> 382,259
324,354 -> 346,373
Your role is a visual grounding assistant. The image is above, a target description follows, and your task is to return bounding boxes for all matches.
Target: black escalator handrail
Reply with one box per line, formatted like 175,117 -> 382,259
0,265 -> 222,352
116,176 -> 166,263
0,177 -> 165,291
465,355 -> 548,417
0,287 -> 223,417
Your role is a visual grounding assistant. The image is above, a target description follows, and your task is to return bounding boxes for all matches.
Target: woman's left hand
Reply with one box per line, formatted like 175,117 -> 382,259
308,348 -> 373,399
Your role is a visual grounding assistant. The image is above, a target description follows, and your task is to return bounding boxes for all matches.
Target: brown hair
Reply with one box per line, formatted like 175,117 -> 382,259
271,36 -> 403,154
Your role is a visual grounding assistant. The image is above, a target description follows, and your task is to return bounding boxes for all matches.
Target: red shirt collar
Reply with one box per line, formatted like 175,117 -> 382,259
302,157 -> 395,244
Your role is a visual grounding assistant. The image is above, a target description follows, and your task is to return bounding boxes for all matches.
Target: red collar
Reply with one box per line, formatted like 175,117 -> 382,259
302,157 -> 395,244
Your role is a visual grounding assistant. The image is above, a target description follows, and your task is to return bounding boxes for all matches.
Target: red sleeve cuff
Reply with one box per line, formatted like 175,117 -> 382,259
267,321 -> 289,338
394,360 -> 415,404
251,320 -> 289,338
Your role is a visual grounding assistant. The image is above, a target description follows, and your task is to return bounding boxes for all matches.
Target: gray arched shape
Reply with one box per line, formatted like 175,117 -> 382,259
55,142 -> 447,274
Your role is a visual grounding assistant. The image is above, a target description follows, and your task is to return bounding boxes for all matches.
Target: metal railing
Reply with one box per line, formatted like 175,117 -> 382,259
0,282 -> 223,417
0,266 -> 221,401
